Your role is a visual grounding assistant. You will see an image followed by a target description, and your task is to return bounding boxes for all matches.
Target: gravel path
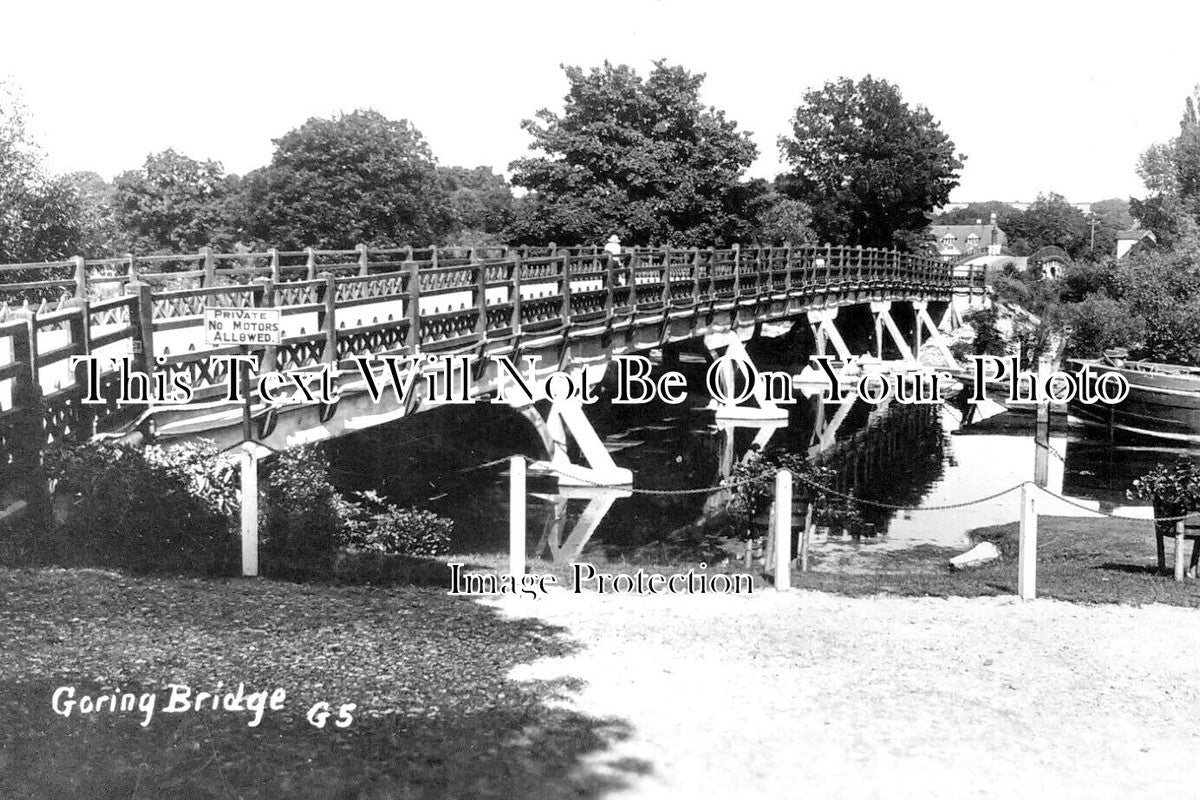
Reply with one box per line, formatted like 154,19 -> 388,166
495,590 -> 1200,799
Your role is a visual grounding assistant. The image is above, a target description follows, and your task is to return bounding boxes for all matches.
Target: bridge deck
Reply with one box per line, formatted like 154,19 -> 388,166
0,244 -> 985,464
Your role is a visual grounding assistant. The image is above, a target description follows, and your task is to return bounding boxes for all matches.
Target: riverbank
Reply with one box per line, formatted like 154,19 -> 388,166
439,514 -> 1200,608
800,515 -> 1200,607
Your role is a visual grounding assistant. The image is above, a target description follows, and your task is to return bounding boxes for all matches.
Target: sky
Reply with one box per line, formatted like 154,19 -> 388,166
2,0 -> 1198,205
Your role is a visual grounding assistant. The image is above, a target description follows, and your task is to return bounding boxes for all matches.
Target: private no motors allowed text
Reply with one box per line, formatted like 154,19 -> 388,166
69,353 -> 1131,407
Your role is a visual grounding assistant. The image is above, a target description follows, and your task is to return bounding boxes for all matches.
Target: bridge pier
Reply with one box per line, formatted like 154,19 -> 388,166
911,300 -> 959,369
869,301 -> 916,362
806,309 -> 853,362
533,485 -> 631,563
935,299 -> 962,333
702,330 -> 788,421
522,399 -> 633,487
700,419 -> 784,517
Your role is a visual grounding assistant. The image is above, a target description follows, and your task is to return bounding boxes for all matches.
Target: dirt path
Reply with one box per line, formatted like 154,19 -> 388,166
494,590 -> 1200,799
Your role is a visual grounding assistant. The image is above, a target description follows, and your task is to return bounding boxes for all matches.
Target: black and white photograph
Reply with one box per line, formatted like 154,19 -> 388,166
3,1 -> 1200,797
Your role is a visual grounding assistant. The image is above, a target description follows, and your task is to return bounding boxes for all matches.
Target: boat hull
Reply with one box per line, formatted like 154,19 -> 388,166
1068,359 -> 1200,443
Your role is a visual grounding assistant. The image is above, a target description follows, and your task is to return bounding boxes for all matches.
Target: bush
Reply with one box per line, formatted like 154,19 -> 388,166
1062,293 -> 1146,360
956,306 -> 1008,360
1129,457 -> 1200,536
341,491 -> 452,557
1012,318 -> 1055,369
725,449 -> 849,539
16,438 -> 457,579
1060,261 -> 1117,303
39,441 -> 239,574
261,447 -> 454,578
261,445 -> 347,578
992,276 -> 1030,307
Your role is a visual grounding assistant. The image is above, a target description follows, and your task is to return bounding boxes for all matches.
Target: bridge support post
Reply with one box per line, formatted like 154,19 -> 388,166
938,301 -> 963,333
510,455 -> 526,577
533,486 -> 631,564
523,400 -> 633,487
702,330 -> 788,421
239,442 -> 259,577
869,301 -> 915,362
911,301 -> 959,369
805,309 -> 852,362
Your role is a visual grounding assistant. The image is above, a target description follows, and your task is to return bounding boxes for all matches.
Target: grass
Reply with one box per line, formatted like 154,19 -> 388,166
792,516 -> 1200,607
0,568 -> 646,799
440,514 -> 1200,607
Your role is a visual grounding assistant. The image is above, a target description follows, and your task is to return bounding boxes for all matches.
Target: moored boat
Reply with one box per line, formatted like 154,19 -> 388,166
1067,350 -> 1200,443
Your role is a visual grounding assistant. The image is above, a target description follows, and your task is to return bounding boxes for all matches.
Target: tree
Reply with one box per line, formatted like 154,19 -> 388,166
112,150 -> 240,254
1087,198 -> 1135,259
1131,86 -> 1200,248
750,190 -> 817,246
1003,192 -> 1089,258
63,171 -> 123,257
509,61 -> 759,246
778,75 -> 962,249
934,201 -> 1018,226
439,166 -> 514,246
0,83 -> 89,263
243,109 -> 452,250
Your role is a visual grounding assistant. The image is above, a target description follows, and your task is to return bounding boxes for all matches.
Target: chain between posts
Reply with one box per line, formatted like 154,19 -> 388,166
220,444 -> 1200,524
523,456 -> 1200,523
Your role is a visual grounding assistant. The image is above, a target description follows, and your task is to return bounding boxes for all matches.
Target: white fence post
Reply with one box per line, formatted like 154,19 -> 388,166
240,442 -> 259,577
775,469 -> 793,591
509,455 -> 526,578
1018,483 -> 1037,600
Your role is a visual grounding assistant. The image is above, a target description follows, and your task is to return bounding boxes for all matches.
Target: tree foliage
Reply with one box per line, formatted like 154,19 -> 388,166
38,441 -> 239,574
1058,247 -> 1200,363
509,60 -> 759,246
63,171 -> 123,257
0,83 -> 90,263
439,165 -> 515,246
778,75 -> 962,249
934,201 -> 1018,227
748,186 -> 817,246
242,109 -> 451,250
1131,86 -> 1200,248
1003,192 -> 1089,257
112,149 -> 241,254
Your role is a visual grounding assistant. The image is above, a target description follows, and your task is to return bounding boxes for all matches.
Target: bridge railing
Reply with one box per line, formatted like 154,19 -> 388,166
0,242 -> 966,446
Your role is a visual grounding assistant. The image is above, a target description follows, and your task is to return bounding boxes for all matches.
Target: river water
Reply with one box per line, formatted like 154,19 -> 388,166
327,357 -> 1192,563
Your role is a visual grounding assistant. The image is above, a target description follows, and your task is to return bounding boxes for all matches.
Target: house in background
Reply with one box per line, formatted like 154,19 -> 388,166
1029,246 -> 1071,279
1115,230 -> 1157,259
930,213 -> 1007,259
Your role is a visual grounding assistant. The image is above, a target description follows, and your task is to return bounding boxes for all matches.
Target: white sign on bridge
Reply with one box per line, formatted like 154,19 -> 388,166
204,307 -> 282,346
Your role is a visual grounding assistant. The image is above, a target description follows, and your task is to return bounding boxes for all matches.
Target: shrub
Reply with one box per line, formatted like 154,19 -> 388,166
1060,261 -> 1117,303
1012,318 -> 1054,369
725,449 -> 848,539
1129,457 -> 1200,536
955,306 -> 1008,361
992,276 -> 1030,307
40,440 -> 239,574
261,445 -> 345,578
341,491 -> 452,557
261,448 -> 454,578
1062,293 -> 1146,359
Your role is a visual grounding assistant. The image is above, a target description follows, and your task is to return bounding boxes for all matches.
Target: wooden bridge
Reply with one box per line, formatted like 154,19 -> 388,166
0,242 -> 986,531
